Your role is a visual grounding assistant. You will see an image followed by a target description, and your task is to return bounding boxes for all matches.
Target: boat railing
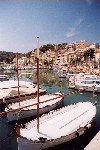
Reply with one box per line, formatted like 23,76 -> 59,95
0,90 -> 81,117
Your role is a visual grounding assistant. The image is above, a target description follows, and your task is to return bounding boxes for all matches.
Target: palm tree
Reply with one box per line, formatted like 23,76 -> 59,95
88,48 -> 95,60
84,48 -> 95,61
83,48 -> 95,73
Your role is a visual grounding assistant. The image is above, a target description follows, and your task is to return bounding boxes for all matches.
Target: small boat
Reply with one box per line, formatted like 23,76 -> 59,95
69,74 -> 100,92
58,71 -> 66,78
0,80 -> 34,89
0,75 -> 9,81
17,102 -> 96,150
0,80 -> 46,105
5,92 -> 63,122
75,75 -> 100,92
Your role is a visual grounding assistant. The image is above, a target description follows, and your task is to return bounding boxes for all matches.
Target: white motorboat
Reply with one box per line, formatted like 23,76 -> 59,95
17,102 -> 96,150
0,75 -> 9,81
0,80 -> 46,104
69,74 -> 100,92
0,79 -> 34,89
5,92 -> 63,122
75,76 -> 100,92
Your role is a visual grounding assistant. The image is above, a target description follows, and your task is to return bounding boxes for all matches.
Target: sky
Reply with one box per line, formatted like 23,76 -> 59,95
0,0 -> 100,53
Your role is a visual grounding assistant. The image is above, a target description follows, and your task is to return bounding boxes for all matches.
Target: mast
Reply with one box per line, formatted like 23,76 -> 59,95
16,53 -> 21,109
36,37 -> 40,133
92,84 -> 95,104
99,59 -> 100,75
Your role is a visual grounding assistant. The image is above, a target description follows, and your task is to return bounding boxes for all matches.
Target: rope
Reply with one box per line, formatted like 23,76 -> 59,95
0,131 -> 15,143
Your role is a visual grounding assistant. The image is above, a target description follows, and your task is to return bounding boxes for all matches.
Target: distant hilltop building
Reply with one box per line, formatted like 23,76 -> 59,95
73,40 -> 92,49
11,40 -> 99,67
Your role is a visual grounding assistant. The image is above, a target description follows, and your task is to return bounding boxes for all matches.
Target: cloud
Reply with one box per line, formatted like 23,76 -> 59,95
87,24 -> 93,27
85,0 -> 93,5
66,27 -> 76,38
66,18 -> 83,38
76,18 -> 83,26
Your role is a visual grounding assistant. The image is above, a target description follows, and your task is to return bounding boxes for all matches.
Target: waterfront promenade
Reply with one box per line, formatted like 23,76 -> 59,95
84,131 -> 100,150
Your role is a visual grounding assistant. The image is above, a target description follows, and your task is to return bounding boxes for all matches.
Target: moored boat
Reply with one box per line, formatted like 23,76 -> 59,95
69,74 -> 100,92
5,92 -> 63,122
0,80 -> 46,105
0,75 -> 9,81
17,102 -> 96,150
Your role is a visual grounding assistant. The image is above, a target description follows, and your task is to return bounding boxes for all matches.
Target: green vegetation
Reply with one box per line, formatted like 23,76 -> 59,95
40,44 -> 55,53
0,51 -> 23,64
83,48 -> 95,60
26,51 -> 32,58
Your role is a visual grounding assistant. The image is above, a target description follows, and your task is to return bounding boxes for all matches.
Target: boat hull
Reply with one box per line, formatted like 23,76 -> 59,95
7,99 -> 62,122
17,102 -> 96,150
75,85 -> 100,92
18,124 -> 91,150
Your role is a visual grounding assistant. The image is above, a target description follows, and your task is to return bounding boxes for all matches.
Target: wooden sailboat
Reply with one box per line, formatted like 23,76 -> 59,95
5,37 -> 63,122
5,92 -> 63,122
17,102 -> 96,150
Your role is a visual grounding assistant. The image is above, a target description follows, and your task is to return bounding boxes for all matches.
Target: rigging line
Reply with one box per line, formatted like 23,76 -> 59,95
0,131 -> 15,143
0,91 -> 81,117
0,95 -> 63,117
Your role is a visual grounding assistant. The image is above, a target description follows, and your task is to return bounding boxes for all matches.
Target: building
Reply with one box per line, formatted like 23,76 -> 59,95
74,40 -> 91,50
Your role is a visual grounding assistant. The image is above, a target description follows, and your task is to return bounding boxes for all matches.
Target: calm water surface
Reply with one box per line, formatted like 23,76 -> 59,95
0,69 -> 100,150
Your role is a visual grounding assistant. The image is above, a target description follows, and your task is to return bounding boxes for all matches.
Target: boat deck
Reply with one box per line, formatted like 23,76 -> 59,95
20,102 -> 96,141
5,92 -> 62,111
0,87 -> 46,105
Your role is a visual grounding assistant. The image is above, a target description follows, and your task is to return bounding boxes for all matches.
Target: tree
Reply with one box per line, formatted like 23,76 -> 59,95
5,56 -> 15,64
70,57 -> 75,65
83,48 -> 95,61
88,48 -> 95,60
40,44 -> 55,53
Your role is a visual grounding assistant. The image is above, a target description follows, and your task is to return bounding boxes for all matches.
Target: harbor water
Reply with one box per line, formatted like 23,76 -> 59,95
0,69 -> 100,150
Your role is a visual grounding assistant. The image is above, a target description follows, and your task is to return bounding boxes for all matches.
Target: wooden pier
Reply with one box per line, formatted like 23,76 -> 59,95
84,131 -> 100,150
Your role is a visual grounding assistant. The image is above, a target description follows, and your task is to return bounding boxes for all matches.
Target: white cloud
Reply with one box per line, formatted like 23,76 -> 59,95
66,18 -> 83,38
87,24 -> 93,27
76,18 -> 83,26
66,27 -> 76,38
85,0 -> 93,5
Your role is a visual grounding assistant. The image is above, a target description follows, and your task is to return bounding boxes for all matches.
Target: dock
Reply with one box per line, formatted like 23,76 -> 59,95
84,131 -> 100,150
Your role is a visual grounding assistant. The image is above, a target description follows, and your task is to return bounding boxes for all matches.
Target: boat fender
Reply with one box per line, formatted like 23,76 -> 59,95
86,124 -> 91,129
21,124 -> 25,128
50,139 -> 54,141
84,126 -> 88,131
76,132 -> 79,137
38,137 -> 47,143
94,101 -> 97,105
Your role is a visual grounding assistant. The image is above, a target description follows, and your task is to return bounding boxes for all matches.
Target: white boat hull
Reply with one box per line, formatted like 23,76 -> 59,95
7,99 -> 62,122
18,124 -> 92,150
68,74 -> 100,92
17,102 -> 96,150
75,85 -> 100,92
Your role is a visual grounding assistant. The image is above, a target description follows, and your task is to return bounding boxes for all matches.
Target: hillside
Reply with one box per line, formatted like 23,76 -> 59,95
26,43 -> 68,58
0,51 -> 23,64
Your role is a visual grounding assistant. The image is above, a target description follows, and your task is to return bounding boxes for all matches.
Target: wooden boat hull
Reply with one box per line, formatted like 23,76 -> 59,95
0,90 -> 46,105
18,123 -> 91,150
7,99 -> 62,122
17,101 -> 96,150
